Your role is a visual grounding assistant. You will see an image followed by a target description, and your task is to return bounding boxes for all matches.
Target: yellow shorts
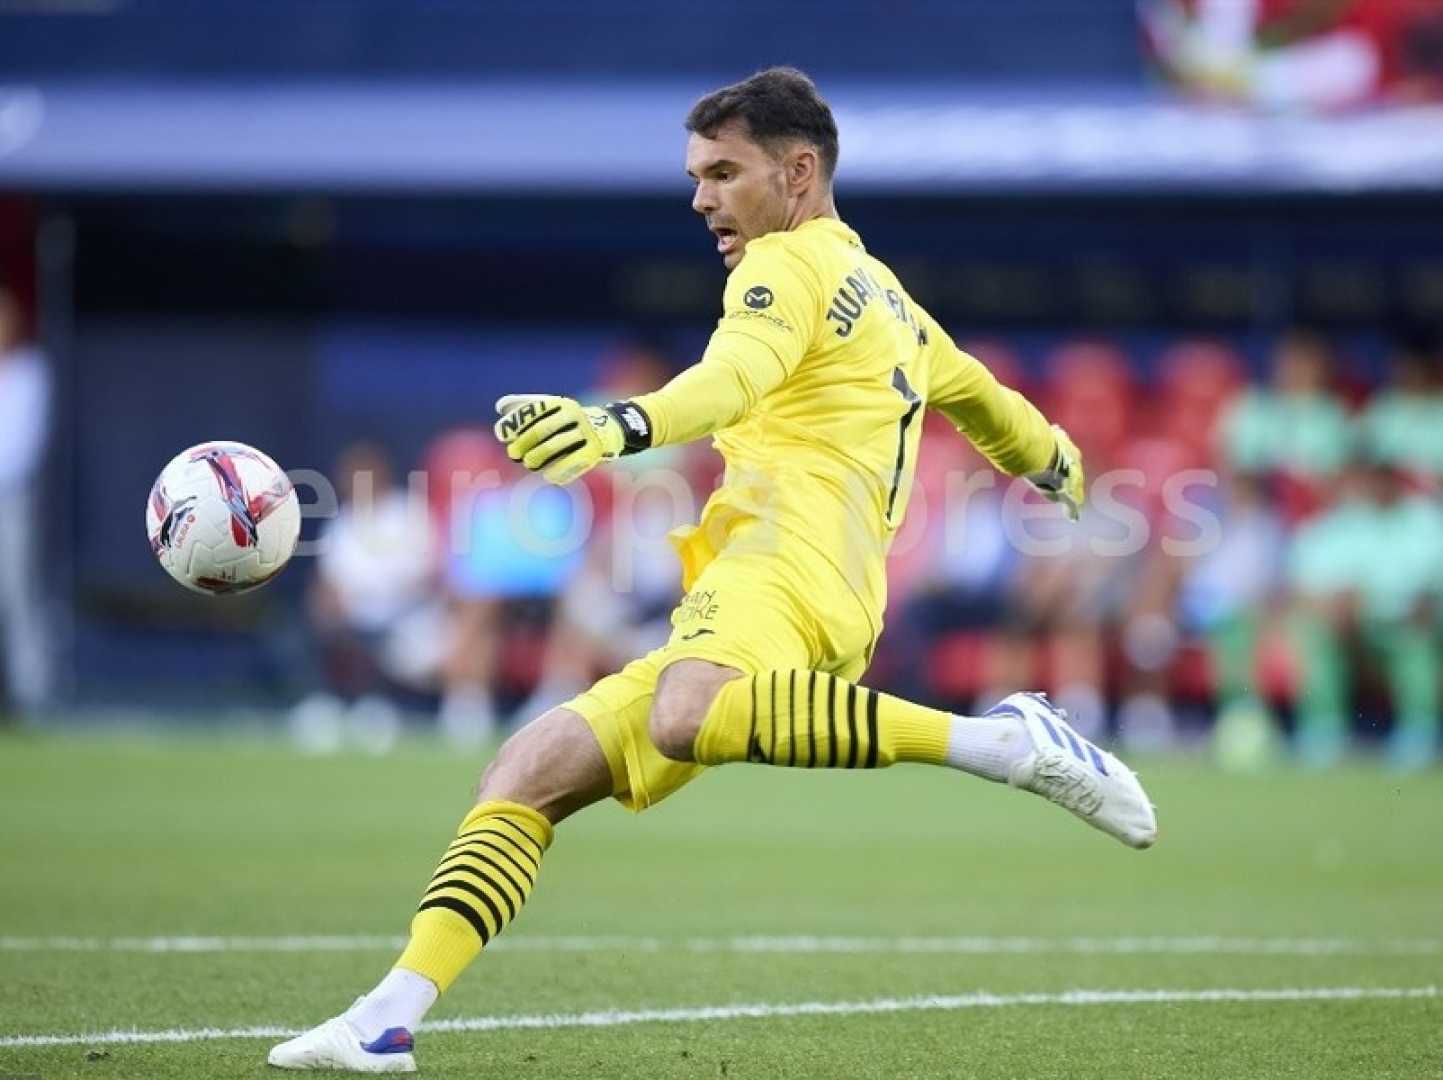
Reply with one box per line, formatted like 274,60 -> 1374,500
562,516 -> 877,811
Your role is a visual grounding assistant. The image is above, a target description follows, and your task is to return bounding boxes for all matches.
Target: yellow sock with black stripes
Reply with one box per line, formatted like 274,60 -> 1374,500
394,799 -> 553,993
693,669 -> 954,768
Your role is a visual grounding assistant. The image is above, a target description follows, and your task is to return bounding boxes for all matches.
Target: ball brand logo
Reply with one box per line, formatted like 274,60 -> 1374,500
744,285 -> 774,310
151,493 -> 197,555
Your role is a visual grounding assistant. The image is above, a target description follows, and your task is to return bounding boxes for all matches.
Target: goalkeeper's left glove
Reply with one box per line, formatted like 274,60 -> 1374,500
1027,423 -> 1085,521
493,393 -> 652,485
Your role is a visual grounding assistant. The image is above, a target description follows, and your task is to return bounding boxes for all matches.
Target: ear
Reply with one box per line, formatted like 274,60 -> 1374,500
785,144 -> 819,194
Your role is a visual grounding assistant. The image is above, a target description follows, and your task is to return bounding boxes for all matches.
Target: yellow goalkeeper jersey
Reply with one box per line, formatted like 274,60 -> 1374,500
635,217 -> 1055,627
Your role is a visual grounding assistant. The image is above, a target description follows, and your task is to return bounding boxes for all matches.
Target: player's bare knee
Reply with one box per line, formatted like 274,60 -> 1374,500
474,733 -> 523,801
475,707 -> 612,823
650,659 -> 741,761
474,757 -> 500,801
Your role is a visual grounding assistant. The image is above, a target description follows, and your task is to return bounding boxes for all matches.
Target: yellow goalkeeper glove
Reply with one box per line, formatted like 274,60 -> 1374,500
1027,424 -> 1086,520
493,394 -> 653,485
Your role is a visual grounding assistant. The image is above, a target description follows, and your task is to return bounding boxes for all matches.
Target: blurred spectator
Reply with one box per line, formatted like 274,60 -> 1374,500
1039,341 -> 1136,470
998,500 -> 1141,740
1111,421 -> 1223,748
1356,326 -> 1443,486
0,286 -> 51,716
430,426 -> 587,739
878,418 -> 1018,709
1143,0 -> 1443,109
1219,329 -> 1353,520
295,441 -> 440,753
515,345 -> 692,722
1154,338 -> 1245,467
1177,470 -> 1288,734
1285,451 -> 1443,769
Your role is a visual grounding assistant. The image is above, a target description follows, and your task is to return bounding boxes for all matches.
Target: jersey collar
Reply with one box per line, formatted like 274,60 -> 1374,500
797,216 -> 863,251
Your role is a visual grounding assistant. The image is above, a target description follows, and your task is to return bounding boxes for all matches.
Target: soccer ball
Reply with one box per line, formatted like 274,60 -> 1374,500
146,440 -> 301,595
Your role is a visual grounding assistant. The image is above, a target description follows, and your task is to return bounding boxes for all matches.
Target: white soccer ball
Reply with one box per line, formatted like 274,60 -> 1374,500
145,440 -> 301,595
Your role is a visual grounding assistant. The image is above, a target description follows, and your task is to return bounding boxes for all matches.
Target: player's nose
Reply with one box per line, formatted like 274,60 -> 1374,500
691,181 -> 716,215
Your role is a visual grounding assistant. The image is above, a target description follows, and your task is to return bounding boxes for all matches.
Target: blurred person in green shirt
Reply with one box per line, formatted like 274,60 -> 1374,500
1220,330 -> 1353,521
1357,328 -> 1443,486
1286,448 -> 1443,770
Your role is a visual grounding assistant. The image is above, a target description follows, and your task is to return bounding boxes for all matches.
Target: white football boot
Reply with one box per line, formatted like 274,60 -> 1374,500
267,1013 -> 416,1073
993,692 -> 1157,849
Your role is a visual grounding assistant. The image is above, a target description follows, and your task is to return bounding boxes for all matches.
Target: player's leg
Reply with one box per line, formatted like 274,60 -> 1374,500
654,660 -> 1000,775
652,660 -> 1156,849
267,706 -> 614,1072
648,533 -> 1155,850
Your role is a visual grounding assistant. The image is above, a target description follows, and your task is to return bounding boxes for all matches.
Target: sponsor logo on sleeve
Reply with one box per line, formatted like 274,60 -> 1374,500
744,285 -> 774,310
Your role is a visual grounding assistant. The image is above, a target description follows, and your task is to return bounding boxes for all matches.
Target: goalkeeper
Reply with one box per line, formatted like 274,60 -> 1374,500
271,66 -> 1156,1073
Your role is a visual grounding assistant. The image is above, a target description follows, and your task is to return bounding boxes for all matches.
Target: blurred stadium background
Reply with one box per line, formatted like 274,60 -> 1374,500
2,5 -> 1442,1077
3,0 -> 1443,767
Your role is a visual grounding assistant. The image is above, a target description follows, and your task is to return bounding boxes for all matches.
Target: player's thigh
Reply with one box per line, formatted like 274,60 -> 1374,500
477,706 -> 614,825
563,535 -> 875,812
658,541 -> 826,676
671,531 -> 877,683
561,550 -> 820,812
560,650 -> 708,813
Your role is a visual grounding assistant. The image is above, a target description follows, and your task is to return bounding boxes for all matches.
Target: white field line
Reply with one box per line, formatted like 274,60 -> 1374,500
0,934 -> 1439,956
0,985 -> 1435,1049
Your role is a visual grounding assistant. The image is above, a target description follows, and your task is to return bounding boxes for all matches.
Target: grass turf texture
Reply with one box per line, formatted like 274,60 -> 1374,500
0,732 -> 1438,1079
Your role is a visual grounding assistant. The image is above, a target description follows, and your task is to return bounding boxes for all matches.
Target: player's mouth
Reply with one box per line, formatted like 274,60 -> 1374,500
711,225 -> 740,256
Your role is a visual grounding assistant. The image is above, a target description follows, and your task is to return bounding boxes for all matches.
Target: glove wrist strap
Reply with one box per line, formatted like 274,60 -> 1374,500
604,400 -> 654,456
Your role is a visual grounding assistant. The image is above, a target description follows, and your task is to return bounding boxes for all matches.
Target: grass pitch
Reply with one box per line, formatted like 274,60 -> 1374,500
0,731 -> 1439,1079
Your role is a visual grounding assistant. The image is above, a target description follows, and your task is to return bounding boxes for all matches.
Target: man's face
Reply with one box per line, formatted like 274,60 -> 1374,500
686,120 -> 790,270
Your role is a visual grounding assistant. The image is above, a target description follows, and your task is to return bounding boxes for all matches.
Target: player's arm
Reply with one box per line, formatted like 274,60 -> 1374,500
496,243 -> 819,484
925,317 -> 1085,517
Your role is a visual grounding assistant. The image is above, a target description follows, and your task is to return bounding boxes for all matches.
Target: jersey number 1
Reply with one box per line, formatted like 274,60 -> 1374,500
886,366 -> 922,525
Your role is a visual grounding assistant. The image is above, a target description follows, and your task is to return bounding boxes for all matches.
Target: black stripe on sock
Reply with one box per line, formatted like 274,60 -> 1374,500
448,827 -> 541,870
806,670 -> 817,768
426,872 -> 517,926
845,683 -> 859,768
489,818 -> 546,864
448,831 -> 540,881
417,894 -> 494,945
461,838 -> 537,888
430,861 -> 522,913
431,849 -> 528,909
826,675 -> 838,767
424,868 -> 514,925
787,670 -> 797,767
461,829 -> 540,877
864,688 -> 880,768
768,672 -> 777,764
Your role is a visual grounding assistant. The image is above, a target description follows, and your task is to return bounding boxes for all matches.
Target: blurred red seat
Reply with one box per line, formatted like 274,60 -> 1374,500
927,631 -> 995,701
1040,341 -> 1137,465
1156,339 -> 1245,467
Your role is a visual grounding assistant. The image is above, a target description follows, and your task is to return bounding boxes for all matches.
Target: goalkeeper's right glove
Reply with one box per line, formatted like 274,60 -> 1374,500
1027,424 -> 1085,521
494,393 -> 653,486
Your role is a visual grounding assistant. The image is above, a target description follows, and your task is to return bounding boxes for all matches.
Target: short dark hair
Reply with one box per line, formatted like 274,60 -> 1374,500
686,66 -> 839,180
